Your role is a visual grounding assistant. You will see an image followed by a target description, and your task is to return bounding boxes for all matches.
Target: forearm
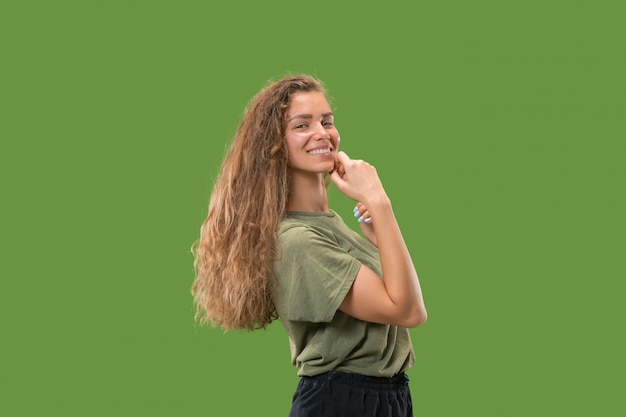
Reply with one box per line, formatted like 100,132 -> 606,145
364,195 -> 426,323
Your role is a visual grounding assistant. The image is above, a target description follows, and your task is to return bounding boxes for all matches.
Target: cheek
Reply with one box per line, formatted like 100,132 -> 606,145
333,133 -> 341,150
285,133 -> 304,149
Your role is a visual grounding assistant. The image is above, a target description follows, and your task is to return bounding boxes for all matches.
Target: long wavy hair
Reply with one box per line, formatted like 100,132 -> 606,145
192,74 -> 326,330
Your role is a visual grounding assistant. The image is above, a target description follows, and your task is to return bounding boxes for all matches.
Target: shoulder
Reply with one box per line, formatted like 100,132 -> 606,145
278,218 -> 309,234
278,218 -> 336,243
278,219 -> 311,243
276,218 -> 347,260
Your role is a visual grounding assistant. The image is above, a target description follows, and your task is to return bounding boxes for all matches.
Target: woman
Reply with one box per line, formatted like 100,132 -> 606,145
193,74 -> 427,416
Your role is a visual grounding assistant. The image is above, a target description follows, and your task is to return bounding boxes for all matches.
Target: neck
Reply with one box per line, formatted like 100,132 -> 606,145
287,170 -> 330,212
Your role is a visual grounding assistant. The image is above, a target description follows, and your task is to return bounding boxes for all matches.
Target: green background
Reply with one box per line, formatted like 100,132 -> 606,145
2,1 -> 624,415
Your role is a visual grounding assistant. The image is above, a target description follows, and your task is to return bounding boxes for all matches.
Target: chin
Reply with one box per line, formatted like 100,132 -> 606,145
321,163 -> 335,173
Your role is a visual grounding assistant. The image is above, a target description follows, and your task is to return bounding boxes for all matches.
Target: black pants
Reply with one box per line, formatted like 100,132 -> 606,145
289,372 -> 413,417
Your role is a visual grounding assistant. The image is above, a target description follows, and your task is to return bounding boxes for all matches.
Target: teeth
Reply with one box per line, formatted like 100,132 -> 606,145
308,148 -> 332,155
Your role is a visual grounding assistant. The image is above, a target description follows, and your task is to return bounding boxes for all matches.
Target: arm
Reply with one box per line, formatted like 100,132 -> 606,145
329,151 -> 427,328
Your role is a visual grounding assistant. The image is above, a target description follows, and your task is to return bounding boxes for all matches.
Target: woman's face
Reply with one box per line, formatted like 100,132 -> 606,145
285,91 -> 340,174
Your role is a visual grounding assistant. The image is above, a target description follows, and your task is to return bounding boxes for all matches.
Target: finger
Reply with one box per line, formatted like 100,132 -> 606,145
332,156 -> 345,176
335,151 -> 352,166
329,170 -> 346,189
337,163 -> 345,177
354,202 -> 373,224
356,209 -> 371,223
353,202 -> 365,217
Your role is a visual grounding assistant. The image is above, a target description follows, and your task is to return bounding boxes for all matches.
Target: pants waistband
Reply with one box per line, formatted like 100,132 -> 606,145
301,371 -> 409,390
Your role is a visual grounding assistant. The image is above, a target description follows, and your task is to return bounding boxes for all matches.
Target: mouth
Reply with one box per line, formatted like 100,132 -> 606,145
307,147 -> 333,156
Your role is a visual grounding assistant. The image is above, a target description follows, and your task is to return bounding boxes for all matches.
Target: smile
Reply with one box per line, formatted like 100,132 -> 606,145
307,148 -> 333,155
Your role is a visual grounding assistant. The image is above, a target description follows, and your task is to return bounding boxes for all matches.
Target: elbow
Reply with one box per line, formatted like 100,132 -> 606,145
400,307 -> 427,329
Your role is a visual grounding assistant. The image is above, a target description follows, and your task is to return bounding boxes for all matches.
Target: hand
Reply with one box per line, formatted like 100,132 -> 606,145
354,202 -> 377,246
329,151 -> 385,203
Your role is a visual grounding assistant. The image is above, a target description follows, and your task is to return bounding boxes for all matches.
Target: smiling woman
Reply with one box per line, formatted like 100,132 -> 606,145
192,74 -> 426,417
285,90 -> 339,212
286,94 -> 337,171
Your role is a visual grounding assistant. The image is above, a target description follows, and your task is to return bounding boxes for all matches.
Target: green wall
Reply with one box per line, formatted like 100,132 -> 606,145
2,1 -> 623,415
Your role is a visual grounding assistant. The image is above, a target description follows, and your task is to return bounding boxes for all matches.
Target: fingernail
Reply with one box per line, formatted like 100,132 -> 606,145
364,218 -> 372,224
357,216 -> 364,223
354,210 -> 360,218
353,206 -> 359,213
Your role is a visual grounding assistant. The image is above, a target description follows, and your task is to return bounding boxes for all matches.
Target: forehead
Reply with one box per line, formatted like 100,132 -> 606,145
287,91 -> 331,114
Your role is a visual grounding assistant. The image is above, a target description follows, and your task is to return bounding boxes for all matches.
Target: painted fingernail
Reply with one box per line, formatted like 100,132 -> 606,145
354,210 -> 360,218
364,218 -> 372,223
357,216 -> 364,223
353,206 -> 359,213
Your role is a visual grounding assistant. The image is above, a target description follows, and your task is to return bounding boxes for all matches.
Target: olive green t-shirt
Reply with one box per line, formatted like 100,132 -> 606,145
273,210 -> 415,377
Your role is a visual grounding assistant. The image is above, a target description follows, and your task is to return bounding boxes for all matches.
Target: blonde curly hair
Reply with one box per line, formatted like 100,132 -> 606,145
192,74 -> 326,330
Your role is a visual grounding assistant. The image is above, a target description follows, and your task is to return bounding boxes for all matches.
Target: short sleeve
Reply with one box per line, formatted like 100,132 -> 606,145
273,224 -> 362,323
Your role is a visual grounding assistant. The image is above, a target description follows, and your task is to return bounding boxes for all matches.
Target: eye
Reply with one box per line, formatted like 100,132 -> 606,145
295,123 -> 307,129
322,120 -> 334,127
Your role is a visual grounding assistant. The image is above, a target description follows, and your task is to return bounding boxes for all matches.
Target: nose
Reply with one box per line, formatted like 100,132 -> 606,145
314,122 -> 330,140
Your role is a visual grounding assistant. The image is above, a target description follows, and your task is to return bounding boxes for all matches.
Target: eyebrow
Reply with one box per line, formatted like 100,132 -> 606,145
287,112 -> 334,122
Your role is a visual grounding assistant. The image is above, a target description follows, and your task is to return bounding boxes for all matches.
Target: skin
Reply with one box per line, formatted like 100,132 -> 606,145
285,91 -> 427,328
285,91 -> 339,213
